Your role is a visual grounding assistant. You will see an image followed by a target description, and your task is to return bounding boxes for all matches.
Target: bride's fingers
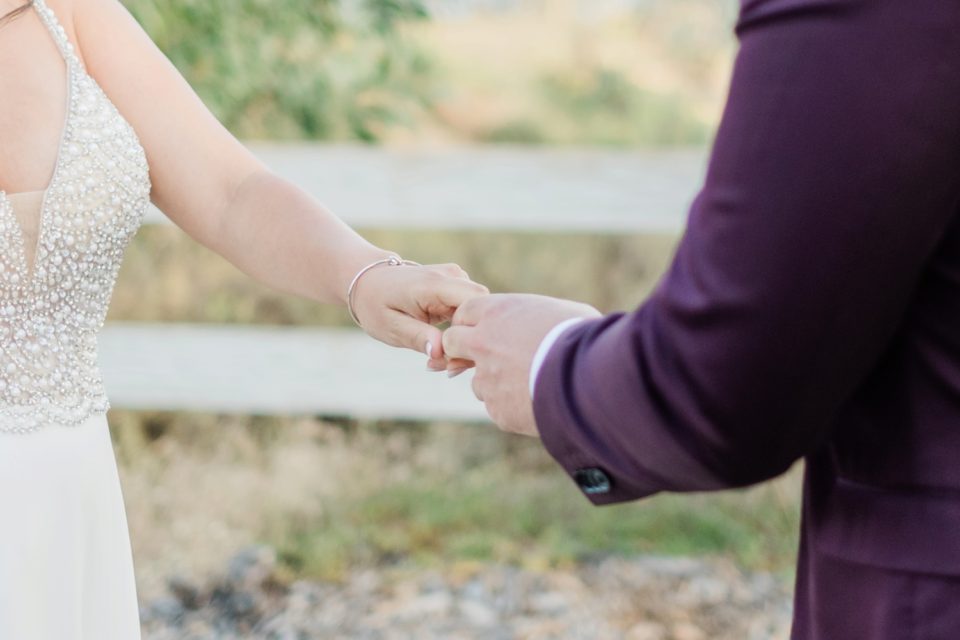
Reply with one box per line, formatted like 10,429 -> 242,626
423,305 -> 458,326
425,263 -> 471,281
411,274 -> 489,315
375,309 -> 445,358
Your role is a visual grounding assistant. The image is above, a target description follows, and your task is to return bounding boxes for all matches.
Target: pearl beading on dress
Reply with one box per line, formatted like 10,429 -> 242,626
0,0 -> 151,433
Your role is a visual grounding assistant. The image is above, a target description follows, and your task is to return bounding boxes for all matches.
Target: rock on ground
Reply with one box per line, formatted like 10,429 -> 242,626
141,546 -> 792,640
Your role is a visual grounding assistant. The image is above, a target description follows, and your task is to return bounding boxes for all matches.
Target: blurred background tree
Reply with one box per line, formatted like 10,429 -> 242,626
121,0 -> 734,145
123,0 -> 433,141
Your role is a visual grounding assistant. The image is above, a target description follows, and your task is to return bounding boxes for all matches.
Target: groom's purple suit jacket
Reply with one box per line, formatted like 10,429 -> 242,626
533,1 -> 960,637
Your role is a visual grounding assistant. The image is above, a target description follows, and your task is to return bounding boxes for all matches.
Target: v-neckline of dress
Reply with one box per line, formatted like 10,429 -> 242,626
0,42 -> 74,290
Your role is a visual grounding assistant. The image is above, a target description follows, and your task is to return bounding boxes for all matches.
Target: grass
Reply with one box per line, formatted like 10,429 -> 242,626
272,465 -> 801,581
112,412 -> 801,600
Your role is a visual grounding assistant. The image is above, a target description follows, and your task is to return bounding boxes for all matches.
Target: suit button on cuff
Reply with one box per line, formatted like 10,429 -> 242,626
574,468 -> 611,495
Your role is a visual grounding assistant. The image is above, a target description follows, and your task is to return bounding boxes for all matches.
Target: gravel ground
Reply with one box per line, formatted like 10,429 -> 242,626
141,546 -> 793,640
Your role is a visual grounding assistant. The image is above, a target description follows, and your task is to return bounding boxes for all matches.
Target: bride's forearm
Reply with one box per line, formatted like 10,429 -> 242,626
210,169 -> 393,306
74,0 -> 487,355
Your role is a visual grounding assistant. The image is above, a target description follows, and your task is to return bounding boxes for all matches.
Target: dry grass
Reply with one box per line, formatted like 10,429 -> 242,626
108,226 -> 681,325
113,413 -> 378,599
395,0 -> 738,145
112,412 -> 802,601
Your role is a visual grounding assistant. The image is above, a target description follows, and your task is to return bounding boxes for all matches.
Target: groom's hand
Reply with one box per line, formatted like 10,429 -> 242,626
442,294 -> 601,436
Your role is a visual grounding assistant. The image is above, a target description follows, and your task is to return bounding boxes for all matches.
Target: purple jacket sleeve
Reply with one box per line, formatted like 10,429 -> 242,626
532,0 -> 960,504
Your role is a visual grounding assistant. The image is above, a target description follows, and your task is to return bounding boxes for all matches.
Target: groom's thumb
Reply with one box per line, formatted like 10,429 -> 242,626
441,325 -> 477,361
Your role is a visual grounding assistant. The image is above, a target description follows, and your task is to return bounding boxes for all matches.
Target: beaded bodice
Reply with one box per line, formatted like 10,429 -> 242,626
0,0 -> 151,433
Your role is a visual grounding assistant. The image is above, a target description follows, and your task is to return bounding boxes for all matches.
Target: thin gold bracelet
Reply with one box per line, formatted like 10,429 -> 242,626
346,255 -> 421,328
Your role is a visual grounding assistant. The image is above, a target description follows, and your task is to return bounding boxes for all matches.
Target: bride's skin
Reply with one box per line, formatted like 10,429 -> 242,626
0,0 -> 486,366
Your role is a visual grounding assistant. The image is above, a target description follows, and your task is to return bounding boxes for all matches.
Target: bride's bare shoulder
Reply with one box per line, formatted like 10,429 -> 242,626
56,0 -> 141,48
44,0 -> 118,68
41,0 -> 76,25
40,0 -> 80,49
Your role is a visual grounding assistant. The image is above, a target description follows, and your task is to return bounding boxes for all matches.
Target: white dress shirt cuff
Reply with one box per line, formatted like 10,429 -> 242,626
529,318 -> 587,399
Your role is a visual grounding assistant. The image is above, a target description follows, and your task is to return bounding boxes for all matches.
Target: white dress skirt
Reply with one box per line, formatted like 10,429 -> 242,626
0,408 -> 142,639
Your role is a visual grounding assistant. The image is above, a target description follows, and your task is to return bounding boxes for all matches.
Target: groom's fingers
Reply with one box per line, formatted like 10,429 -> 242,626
442,325 -> 478,361
451,294 -> 492,327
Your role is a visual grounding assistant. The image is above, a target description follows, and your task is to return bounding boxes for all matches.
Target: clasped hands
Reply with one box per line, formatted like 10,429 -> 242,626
350,260 -> 600,437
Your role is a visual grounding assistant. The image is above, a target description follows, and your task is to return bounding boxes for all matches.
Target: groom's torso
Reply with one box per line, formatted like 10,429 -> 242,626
810,212 -> 960,576
793,212 -> 960,639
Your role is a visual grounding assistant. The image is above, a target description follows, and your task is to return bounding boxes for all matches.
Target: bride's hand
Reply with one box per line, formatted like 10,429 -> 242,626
349,262 -> 489,366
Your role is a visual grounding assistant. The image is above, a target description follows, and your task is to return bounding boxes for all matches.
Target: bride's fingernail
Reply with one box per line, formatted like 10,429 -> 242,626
447,368 -> 468,379
425,341 -> 433,357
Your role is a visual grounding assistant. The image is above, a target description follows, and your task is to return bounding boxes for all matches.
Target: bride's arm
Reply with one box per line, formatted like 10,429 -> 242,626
65,0 -> 486,358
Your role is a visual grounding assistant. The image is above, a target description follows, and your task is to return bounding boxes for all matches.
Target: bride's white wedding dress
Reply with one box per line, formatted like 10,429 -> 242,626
0,1 -> 150,637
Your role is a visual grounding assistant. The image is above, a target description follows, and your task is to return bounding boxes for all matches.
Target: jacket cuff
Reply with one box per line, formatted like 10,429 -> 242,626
532,315 -> 659,506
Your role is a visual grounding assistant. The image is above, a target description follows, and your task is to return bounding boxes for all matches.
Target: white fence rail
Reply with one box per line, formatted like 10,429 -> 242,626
146,144 -> 705,234
107,145 -> 703,418
100,323 -> 486,421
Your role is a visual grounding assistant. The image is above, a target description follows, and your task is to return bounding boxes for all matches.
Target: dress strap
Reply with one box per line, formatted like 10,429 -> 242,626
30,0 -> 81,67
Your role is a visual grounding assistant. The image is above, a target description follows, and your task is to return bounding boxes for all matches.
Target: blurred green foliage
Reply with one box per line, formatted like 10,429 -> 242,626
121,0 -> 714,145
122,0 -> 432,141
483,69 -> 707,146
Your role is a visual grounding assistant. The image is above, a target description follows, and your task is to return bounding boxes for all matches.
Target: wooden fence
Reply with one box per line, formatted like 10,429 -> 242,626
100,144 -> 705,421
